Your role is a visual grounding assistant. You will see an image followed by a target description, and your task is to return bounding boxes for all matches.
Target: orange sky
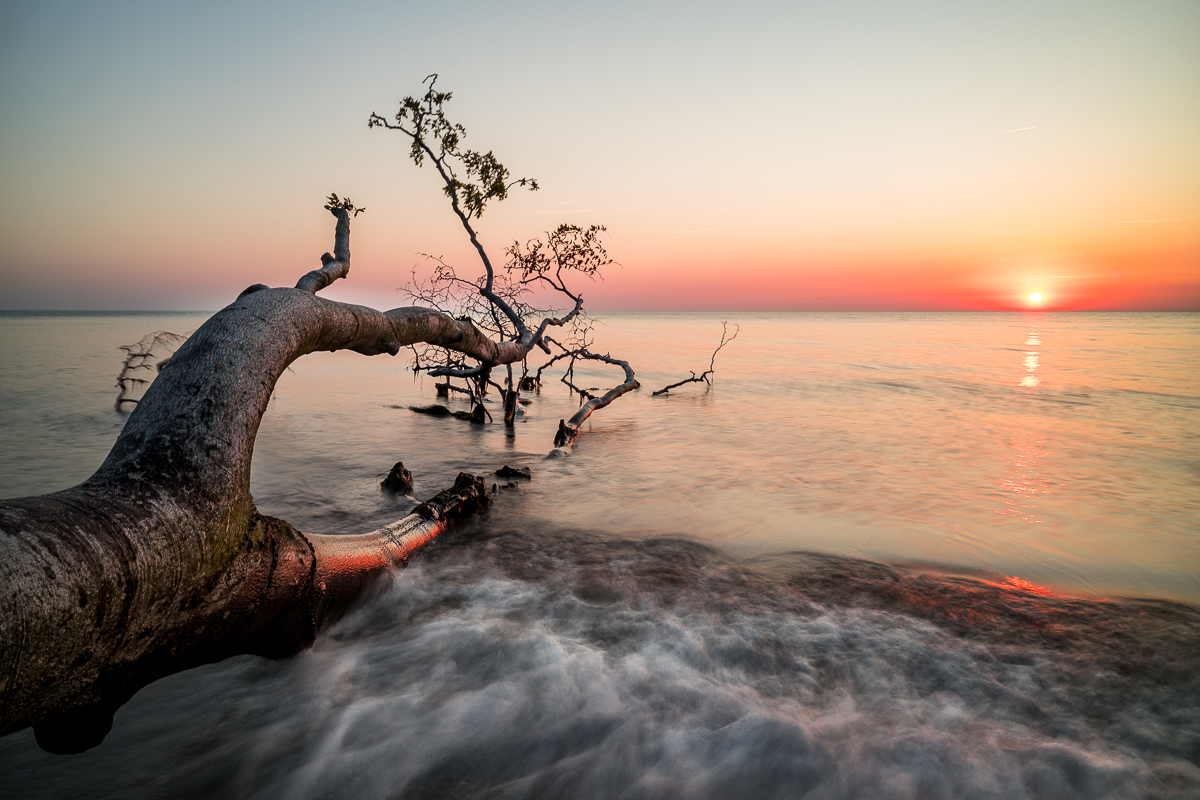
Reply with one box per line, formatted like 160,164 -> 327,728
1,1 -> 1196,311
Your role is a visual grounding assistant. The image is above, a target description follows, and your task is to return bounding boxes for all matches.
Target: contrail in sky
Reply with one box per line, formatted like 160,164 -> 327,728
670,226 -> 740,234
1002,126 -> 1037,132
1117,218 -> 1182,223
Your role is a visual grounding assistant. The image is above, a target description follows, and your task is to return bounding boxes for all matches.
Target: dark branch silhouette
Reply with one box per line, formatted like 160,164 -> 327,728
114,331 -> 188,409
550,350 -> 639,457
652,323 -> 740,396
372,76 -> 633,443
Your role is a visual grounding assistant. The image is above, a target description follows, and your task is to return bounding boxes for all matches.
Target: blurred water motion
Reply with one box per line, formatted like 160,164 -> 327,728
0,311 -> 1196,600
0,310 -> 1197,797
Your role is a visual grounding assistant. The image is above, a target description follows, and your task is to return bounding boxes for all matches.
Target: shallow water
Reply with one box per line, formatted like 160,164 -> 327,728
1,310 -> 1198,798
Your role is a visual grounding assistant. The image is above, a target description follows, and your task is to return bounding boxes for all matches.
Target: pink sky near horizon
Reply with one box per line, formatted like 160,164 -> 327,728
1,1 -> 1196,312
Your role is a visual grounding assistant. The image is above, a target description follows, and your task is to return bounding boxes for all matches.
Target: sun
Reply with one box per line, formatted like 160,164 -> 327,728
1028,292 -> 1043,304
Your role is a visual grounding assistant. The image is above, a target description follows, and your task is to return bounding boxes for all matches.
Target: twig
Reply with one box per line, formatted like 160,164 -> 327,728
115,331 -> 189,409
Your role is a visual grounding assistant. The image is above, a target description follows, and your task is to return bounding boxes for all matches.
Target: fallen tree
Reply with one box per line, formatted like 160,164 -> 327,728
0,78 -> 642,754
0,205 -> 519,753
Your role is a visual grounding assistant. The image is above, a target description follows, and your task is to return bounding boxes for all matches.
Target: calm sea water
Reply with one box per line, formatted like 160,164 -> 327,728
1,310 -> 1198,798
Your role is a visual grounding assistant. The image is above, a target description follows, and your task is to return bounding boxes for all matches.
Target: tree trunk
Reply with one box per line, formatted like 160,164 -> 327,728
503,388 -> 519,427
0,221 -> 521,752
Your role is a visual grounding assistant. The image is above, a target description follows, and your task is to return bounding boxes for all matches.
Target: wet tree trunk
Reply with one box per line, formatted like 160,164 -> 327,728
0,210 -> 521,753
503,389 -> 519,427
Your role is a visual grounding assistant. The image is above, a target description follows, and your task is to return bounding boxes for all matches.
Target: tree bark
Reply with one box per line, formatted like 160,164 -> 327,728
0,211 -> 519,753
548,353 -> 638,458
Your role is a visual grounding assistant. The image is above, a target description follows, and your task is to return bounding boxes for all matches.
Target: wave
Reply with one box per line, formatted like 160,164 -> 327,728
2,526 -> 1197,799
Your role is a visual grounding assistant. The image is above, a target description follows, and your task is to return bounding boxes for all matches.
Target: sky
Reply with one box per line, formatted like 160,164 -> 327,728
0,0 -> 1196,311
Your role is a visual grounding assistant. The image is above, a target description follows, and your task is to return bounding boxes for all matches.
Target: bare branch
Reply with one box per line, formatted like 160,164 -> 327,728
652,322 -> 739,396
370,76 -> 538,343
548,351 -> 639,458
428,362 -> 490,379
560,365 -> 596,402
115,331 -> 188,409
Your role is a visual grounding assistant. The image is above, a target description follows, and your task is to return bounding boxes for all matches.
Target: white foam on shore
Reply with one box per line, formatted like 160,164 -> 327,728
4,539 -> 1194,800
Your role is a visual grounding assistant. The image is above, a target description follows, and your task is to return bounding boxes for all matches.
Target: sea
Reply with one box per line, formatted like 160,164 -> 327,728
0,310 -> 1197,799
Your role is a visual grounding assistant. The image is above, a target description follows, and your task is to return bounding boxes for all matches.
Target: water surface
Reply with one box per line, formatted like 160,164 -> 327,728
0,310 -> 1197,798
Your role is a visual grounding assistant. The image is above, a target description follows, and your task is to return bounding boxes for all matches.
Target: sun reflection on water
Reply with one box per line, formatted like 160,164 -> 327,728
997,430 -> 1053,524
999,322 -> 1055,523
1019,324 -> 1041,388
999,575 -> 1063,597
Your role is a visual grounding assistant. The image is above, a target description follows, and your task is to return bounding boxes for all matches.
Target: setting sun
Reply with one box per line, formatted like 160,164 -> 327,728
1029,293 -> 1043,304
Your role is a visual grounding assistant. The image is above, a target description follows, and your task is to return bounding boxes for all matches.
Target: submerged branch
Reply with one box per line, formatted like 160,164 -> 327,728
549,351 -> 639,458
652,322 -> 739,396
308,473 -> 488,610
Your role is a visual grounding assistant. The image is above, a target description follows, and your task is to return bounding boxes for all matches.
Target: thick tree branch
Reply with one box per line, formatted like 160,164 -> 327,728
295,207 -> 352,294
308,473 -> 488,612
0,210 -> 523,754
548,352 -> 639,458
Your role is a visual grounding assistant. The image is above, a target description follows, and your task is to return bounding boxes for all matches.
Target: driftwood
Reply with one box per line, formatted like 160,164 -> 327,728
0,207 -> 548,754
406,403 -> 489,423
502,388 -> 520,427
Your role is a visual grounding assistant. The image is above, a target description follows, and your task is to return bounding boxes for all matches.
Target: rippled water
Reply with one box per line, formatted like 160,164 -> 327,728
1,310 -> 1198,798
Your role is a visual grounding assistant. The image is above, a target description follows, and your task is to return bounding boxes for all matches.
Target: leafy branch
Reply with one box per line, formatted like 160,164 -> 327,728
324,193 -> 366,217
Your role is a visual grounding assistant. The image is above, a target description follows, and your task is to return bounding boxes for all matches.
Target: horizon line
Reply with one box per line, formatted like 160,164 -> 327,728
3,308 -> 1198,315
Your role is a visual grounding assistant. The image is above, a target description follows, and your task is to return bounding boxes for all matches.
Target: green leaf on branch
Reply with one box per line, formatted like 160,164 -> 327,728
371,74 -> 537,221
324,193 -> 366,217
